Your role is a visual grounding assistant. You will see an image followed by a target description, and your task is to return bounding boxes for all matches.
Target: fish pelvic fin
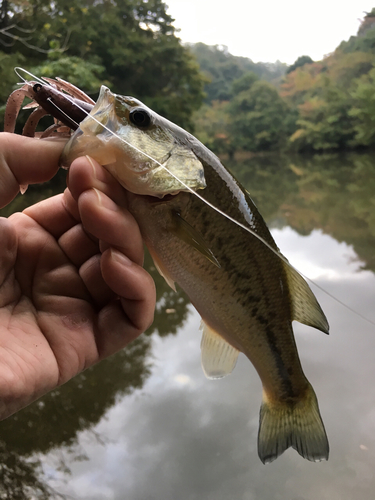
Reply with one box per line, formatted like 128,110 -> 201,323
258,384 -> 329,464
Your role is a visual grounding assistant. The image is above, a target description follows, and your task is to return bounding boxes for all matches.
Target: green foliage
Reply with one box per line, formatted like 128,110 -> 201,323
340,10 -> 375,54
280,61 -> 327,105
230,71 -> 259,95
327,51 -> 375,89
228,80 -> 292,152
3,3 -> 375,153
189,43 -> 287,103
0,50 -> 26,130
192,101 -> 234,156
213,14 -> 375,156
349,67 -> 375,146
31,55 -> 109,93
289,88 -> 356,151
0,0 -> 205,130
286,55 -> 314,74
340,29 -> 375,54
279,17 -> 375,153
0,51 -> 25,102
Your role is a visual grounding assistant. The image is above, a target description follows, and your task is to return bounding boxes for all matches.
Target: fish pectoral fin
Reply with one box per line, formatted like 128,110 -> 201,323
200,320 -> 239,379
171,212 -> 221,268
283,260 -> 329,334
148,249 -> 176,292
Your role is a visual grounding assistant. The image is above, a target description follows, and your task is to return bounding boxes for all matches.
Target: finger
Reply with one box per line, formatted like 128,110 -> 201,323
67,156 -> 127,207
0,133 -> 66,208
9,212 -> 92,302
78,188 -> 144,266
23,193 -> 78,239
96,248 -> 156,359
62,187 -> 81,221
78,254 -> 115,308
102,248 -> 155,330
58,224 -> 99,268
0,218 -> 17,289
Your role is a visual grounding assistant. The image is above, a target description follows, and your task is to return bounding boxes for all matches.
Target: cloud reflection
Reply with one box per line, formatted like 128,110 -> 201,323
41,227 -> 375,500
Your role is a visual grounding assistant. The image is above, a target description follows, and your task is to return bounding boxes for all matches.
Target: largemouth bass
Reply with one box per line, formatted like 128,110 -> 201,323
61,86 -> 330,464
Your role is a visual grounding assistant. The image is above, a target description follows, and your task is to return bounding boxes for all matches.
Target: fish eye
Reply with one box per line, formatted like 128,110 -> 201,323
129,108 -> 151,128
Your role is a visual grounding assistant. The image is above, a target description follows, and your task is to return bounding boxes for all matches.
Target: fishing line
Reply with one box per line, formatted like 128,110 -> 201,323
14,69 -> 375,328
66,101 -> 375,328
15,67 -> 51,86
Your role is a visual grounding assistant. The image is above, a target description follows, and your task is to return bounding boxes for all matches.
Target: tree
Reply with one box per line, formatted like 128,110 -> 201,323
349,67 -> 375,146
230,71 -> 259,95
0,0 -> 206,130
228,80 -> 292,152
289,87 -> 356,151
286,55 -> 314,74
193,100 -> 234,156
326,51 -> 375,89
280,61 -> 326,105
189,42 -> 287,103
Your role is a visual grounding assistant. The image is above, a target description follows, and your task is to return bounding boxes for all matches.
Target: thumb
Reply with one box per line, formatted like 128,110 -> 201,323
0,133 -> 67,208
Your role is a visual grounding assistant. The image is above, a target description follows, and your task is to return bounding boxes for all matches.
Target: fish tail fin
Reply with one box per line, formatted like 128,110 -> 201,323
258,383 -> 329,464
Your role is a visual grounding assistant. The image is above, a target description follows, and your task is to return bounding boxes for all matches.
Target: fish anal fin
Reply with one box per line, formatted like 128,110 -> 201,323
171,212 -> 220,268
200,320 -> 239,379
283,261 -> 329,334
258,383 -> 329,464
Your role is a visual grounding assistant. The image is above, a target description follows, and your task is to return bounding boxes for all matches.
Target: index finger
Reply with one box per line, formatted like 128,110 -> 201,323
0,133 -> 67,208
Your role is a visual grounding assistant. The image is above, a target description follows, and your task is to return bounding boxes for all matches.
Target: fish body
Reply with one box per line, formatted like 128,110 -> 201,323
62,86 -> 329,463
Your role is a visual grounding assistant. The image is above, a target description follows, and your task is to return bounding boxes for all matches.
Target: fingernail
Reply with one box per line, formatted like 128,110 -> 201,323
86,155 -> 98,177
92,187 -> 102,205
110,248 -> 132,266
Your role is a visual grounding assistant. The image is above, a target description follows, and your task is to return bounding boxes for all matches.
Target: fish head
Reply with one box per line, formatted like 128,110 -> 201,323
61,86 -> 206,197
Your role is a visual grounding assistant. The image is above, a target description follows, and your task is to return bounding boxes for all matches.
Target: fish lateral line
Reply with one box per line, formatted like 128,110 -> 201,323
13,68 -> 375,329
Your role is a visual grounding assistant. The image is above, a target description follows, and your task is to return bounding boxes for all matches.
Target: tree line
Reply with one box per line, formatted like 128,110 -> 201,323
1,1 -> 375,155
192,9 -> 375,155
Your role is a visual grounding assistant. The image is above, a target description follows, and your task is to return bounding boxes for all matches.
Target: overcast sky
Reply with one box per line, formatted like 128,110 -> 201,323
165,0 -> 375,64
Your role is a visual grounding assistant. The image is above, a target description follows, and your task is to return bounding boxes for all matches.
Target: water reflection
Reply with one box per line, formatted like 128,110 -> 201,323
233,152 -> 375,271
0,153 -> 374,498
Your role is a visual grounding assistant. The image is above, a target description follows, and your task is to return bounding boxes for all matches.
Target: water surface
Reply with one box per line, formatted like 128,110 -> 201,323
0,153 -> 374,499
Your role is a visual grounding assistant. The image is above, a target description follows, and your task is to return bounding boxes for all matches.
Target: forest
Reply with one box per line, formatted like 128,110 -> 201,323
1,1 -> 375,154
191,9 -> 375,155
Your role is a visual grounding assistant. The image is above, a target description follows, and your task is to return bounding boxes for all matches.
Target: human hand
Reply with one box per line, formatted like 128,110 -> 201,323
0,133 -> 155,419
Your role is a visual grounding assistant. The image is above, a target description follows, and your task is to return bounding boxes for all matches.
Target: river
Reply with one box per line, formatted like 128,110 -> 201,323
0,152 -> 374,499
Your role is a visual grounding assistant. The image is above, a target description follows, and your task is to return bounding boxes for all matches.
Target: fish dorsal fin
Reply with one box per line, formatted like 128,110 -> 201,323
148,248 -> 176,292
171,212 -> 221,268
200,320 -> 239,379
283,260 -> 329,334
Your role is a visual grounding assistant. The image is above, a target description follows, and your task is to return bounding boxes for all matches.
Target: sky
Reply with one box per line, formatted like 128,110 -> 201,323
165,0 -> 375,64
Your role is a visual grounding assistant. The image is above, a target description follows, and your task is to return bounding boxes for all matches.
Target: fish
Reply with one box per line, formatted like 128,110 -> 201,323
61,85 -> 330,464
